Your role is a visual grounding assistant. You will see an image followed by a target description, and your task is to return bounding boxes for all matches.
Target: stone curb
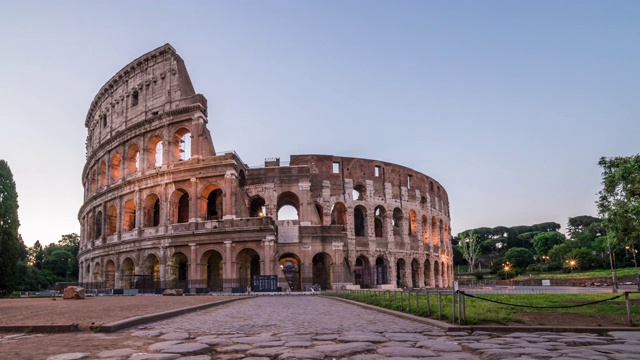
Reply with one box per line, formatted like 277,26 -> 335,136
324,295 -> 640,334
0,324 -> 80,333
94,296 -> 254,332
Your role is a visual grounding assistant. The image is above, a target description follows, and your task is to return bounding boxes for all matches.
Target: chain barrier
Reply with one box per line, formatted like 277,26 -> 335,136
461,291 -> 623,309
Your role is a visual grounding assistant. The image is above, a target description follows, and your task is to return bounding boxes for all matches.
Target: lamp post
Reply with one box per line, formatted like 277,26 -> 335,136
502,262 -> 512,283
602,232 -> 618,293
625,244 -> 638,269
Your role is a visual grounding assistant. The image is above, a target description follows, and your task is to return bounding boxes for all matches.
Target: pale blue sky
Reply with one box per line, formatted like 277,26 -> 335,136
1,1 -> 638,246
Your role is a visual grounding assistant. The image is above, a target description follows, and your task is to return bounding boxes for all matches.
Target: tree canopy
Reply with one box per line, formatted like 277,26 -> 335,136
0,160 -> 20,296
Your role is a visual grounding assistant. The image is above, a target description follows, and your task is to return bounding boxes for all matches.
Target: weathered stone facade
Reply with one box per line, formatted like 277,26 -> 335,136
77,44 -> 453,292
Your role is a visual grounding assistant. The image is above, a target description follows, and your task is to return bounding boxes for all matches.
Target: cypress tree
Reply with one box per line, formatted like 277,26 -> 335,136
0,160 -> 20,296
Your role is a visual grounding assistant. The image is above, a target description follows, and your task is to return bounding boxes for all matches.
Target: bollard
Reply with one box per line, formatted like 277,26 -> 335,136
625,292 -> 633,326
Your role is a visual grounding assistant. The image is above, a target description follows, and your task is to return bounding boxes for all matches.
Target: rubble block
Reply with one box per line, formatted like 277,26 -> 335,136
63,286 -> 86,299
163,289 -> 177,296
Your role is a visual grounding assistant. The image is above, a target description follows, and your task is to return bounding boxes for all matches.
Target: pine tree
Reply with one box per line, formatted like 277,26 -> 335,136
0,160 -> 20,296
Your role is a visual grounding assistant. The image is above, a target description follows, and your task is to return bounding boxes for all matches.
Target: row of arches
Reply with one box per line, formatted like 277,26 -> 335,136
353,255 -> 450,288
87,128 -> 192,194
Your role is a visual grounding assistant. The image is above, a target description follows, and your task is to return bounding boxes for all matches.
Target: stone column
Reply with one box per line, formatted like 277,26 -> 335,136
223,241 -> 233,291
189,243 -> 197,290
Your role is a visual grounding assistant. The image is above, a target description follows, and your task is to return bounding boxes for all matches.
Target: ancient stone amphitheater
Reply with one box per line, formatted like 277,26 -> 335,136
77,44 -> 452,293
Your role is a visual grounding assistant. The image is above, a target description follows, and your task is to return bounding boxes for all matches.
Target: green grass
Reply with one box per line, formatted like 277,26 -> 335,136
331,291 -> 640,325
515,267 -> 640,280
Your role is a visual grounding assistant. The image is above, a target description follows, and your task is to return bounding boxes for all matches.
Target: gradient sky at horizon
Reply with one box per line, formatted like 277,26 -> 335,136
1,1 -> 638,247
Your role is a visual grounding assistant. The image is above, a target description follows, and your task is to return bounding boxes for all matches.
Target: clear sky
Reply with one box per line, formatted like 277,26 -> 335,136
1,1 -> 638,247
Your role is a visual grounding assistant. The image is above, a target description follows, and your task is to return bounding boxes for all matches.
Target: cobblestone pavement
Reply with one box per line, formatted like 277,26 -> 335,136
3,296 -> 640,359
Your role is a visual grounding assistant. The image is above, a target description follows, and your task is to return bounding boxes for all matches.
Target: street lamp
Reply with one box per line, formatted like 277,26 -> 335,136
502,262 -> 512,281
567,259 -> 577,274
625,244 -> 638,269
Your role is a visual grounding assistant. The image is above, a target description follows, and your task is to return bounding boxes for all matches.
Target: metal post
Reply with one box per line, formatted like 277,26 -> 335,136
608,236 -> 618,292
625,292 -> 633,326
438,292 -> 442,320
426,291 -> 431,316
452,289 -> 456,324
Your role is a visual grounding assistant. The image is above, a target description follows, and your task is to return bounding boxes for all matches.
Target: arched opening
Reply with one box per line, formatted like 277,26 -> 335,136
431,216 -> 439,245
374,206 -> 385,238
105,260 -> 115,289
279,254 -> 301,291
92,262 -> 102,284
122,199 -> 136,232
173,128 -> 192,161
354,255 -> 370,287
95,211 -> 103,239
169,252 -> 189,288
110,152 -> 121,182
147,135 -> 163,168
375,257 -> 388,285
439,219 -> 444,244
125,144 -> 139,176
354,205 -> 367,237
396,258 -> 407,288
90,168 -> 97,193
408,210 -> 417,236
171,189 -> 190,223
237,248 -> 260,289
422,215 -> 429,244
201,185 -> 223,220
393,208 -> 403,236
143,194 -> 160,227
204,250 -> 223,292
121,258 -> 135,289
98,160 -> 107,188
249,196 -> 266,217
411,258 -> 420,288
277,192 -> 300,220
330,202 -> 347,228
142,254 -> 160,289
352,184 -> 366,201
106,205 -> 117,236
424,259 -> 432,287
312,253 -> 333,290
433,261 -> 440,287
312,202 -> 323,225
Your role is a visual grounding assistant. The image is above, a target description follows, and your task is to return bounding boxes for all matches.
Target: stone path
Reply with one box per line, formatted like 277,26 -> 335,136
2,296 -> 640,359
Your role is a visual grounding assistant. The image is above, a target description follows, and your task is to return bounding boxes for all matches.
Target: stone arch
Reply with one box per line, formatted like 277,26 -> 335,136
105,260 -> 116,289
249,196 -> 266,217
147,135 -> 163,168
168,252 -> 189,288
354,205 -> 367,237
354,255 -> 370,287
431,216 -> 439,245
93,262 -> 102,284
279,253 -> 301,291
277,191 -> 299,220
393,208 -> 403,236
170,189 -> 190,223
312,252 -> 333,290
424,258 -> 432,287
331,202 -> 347,228
396,258 -> 407,288
98,160 -> 107,188
439,219 -> 444,244
121,257 -> 135,289
411,258 -> 420,288
110,152 -> 121,182
95,210 -> 103,239
143,193 -> 161,227
122,199 -> 136,232
408,210 -> 417,236
237,248 -> 260,289
312,202 -> 323,225
374,206 -> 386,238
173,127 -> 192,161
352,184 -> 366,201
142,253 -> 160,287
421,215 -> 429,244
202,249 -> 223,292
106,204 -> 117,236
375,256 -> 389,285
125,143 -> 139,176
201,184 -> 223,220
433,260 -> 440,287
90,168 -> 97,193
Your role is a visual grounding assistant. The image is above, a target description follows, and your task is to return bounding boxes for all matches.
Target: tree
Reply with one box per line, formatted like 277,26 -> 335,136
567,215 -> 602,237
597,155 -> 640,248
533,231 -> 566,256
29,240 -> 45,270
458,231 -> 481,271
0,160 -> 20,296
504,247 -> 535,271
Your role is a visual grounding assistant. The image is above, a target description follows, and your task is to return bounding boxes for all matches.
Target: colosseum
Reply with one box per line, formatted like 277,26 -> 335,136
77,44 -> 453,293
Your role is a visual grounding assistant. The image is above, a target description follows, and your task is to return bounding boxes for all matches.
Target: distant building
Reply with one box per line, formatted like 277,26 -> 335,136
77,44 -> 453,292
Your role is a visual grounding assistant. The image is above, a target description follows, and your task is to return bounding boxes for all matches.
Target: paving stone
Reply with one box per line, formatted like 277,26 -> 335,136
588,344 -> 640,354
312,340 -> 336,345
96,348 -> 137,358
194,336 -> 234,346
461,342 -> 497,350
283,340 -> 312,347
277,348 -> 325,359
245,346 -> 289,357
558,338 -> 610,346
159,332 -> 190,340
377,346 -> 438,357
313,342 -> 377,356
446,331 -> 470,336
132,330 -> 163,337
232,336 -> 280,344
46,353 -> 92,360
147,340 -> 183,352
254,340 -> 286,347
180,356 -> 212,360
338,332 -> 389,343
380,341 -> 415,347
384,332 -> 430,342
477,349 -> 523,359
129,354 -> 181,360
345,355 -> 386,360
216,344 -> 254,353
312,334 -> 339,340
160,342 -> 210,355
416,339 -> 463,351
609,331 -> 640,341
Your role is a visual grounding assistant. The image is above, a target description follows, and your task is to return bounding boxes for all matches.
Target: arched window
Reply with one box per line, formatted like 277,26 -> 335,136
422,215 -> 429,243
90,168 -> 97,193
408,210 -> 417,236
110,152 -> 121,182
352,184 -> 365,201
393,208 -> 403,236
277,192 -> 300,220
106,205 -> 117,236
331,202 -> 347,226
178,192 -> 189,223
143,194 -> 160,227
95,211 -> 103,239
432,217 -> 439,245
206,189 -> 223,220
125,144 -> 139,175
122,199 -> 136,232
374,206 -> 385,238
354,205 -> 367,237
147,136 -> 163,169
173,128 -> 191,161
98,160 -> 107,188
249,197 -> 266,217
